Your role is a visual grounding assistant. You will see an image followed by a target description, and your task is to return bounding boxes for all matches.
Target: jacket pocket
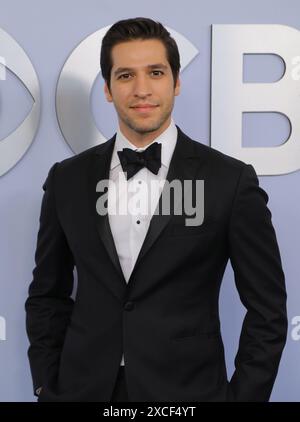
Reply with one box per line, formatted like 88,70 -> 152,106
171,327 -> 221,341
167,218 -> 217,237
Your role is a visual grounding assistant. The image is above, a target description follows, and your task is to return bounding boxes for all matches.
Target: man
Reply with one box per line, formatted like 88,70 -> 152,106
25,17 -> 287,402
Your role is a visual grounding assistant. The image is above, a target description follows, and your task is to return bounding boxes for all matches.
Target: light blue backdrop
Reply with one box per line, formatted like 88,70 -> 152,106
0,0 -> 299,401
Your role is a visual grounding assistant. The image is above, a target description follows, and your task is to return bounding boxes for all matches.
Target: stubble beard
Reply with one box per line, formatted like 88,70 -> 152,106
119,99 -> 174,135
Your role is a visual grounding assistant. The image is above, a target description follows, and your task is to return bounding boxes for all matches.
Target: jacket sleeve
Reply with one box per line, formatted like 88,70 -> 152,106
25,162 -> 75,395
228,164 -> 288,402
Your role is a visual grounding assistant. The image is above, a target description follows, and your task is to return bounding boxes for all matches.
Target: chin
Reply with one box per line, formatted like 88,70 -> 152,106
129,121 -> 160,134
135,125 -> 161,135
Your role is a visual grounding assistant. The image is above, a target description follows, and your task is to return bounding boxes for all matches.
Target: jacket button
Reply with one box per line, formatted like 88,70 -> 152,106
124,301 -> 135,311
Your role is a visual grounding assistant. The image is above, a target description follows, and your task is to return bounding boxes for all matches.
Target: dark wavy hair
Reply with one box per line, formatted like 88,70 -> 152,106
100,17 -> 181,91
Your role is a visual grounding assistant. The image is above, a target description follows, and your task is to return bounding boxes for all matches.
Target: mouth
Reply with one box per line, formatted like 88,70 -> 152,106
130,105 -> 159,113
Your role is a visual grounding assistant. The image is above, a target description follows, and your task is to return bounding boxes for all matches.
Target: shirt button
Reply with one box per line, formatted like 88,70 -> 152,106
136,220 -> 141,224
124,301 -> 135,311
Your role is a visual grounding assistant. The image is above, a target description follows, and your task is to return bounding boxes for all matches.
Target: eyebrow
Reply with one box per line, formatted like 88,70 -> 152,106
113,63 -> 168,77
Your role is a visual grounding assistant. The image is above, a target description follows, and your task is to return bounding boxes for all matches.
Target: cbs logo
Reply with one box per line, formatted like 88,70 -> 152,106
1,24 -> 300,177
0,25 -> 197,176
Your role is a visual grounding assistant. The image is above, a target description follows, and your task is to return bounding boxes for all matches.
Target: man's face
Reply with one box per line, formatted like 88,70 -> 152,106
104,39 -> 180,143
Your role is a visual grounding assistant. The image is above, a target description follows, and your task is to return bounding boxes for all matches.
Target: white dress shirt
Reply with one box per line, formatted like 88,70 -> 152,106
108,119 -> 178,366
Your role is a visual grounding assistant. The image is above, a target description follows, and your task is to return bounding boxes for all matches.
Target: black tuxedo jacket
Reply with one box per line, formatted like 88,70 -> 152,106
25,126 -> 287,402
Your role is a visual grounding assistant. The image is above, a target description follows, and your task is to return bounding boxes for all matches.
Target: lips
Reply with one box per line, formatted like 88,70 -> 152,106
131,104 -> 158,113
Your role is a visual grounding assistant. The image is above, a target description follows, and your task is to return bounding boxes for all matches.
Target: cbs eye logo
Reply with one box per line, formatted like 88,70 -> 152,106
0,27 -> 40,176
0,25 -> 198,176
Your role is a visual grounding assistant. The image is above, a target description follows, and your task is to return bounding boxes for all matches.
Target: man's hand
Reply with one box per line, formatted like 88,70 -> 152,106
35,387 -> 42,396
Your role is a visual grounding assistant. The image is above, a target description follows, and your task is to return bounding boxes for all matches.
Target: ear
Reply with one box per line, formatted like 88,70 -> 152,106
174,76 -> 180,96
104,82 -> 113,102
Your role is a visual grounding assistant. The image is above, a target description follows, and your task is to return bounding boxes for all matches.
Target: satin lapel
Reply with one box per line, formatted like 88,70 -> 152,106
128,126 -> 205,284
88,135 -> 127,298
88,127 -> 206,297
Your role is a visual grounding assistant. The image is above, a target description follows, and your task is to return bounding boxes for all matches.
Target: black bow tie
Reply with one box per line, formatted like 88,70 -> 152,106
117,142 -> 162,180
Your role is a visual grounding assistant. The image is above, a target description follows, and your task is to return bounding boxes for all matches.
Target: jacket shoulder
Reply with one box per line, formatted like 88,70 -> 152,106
42,138 -> 114,190
180,128 -> 250,174
57,138 -> 113,169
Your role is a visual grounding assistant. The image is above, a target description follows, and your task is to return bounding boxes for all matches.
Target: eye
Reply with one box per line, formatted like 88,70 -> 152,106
0,28 -> 40,176
118,73 -> 132,80
151,70 -> 164,76
0,67 -> 34,143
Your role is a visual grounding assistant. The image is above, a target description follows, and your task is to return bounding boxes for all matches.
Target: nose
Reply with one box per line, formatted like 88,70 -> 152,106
133,74 -> 152,98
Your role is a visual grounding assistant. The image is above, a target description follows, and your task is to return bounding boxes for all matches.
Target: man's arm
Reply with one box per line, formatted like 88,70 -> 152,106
25,163 -> 75,396
228,164 -> 288,402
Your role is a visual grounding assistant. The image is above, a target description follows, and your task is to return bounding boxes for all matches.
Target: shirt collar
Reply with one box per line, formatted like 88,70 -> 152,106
110,118 -> 178,170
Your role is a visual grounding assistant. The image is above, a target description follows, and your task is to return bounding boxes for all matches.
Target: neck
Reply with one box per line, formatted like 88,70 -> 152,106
119,118 -> 172,148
